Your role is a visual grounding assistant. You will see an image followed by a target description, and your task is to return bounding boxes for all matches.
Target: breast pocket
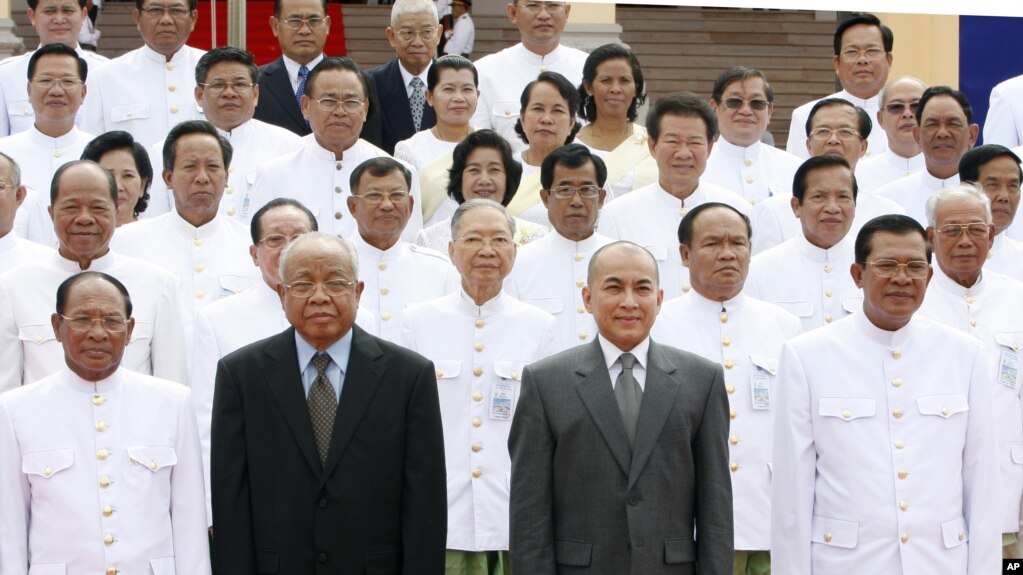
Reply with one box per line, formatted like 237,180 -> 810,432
110,102 -> 151,123
18,324 -> 56,347
491,100 -> 519,123
916,394 -> 968,419
523,297 -> 563,316
22,448 -> 74,483
819,397 -> 875,421
773,301 -> 813,318
125,445 -> 177,507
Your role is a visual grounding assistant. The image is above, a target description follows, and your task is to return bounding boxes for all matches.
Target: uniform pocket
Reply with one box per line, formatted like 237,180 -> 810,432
916,395 -> 968,419
811,515 -> 859,549
818,397 -> 875,421
110,102 -> 151,123
22,448 -> 74,478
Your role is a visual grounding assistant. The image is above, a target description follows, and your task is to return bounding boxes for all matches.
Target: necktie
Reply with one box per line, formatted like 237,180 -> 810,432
308,352 -> 337,466
410,76 -> 425,132
615,352 -> 642,448
296,65 -> 310,108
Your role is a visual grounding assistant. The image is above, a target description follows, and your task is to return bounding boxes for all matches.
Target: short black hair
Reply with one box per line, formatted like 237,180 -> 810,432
81,131 -> 154,219
711,66 -> 774,104
447,129 -> 522,207
249,198 -> 318,245
514,71 -> 581,145
805,97 -> 872,139
578,43 -> 646,123
162,120 -> 233,173
50,160 -> 117,206
959,144 -> 1023,183
834,13 -> 893,55
540,143 -> 607,190
306,56 -> 375,121
28,0 -> 86,9
854,214 -> 931,264
195,46 -> 259,85
274,0 -> 327,17
135,0 -> 197,10
350,157 -> 412,195
427,54 -> 477,92
56,271 -> 133,317
646,92 -> 718,143
792,155 -> 858,203
677,202 -> 752,245
915,85 -> 973,125
27,43 -> 87,82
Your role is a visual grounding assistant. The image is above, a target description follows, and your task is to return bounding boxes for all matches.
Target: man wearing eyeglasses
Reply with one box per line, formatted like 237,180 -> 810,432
853,77 -> 926,194
360,0 -> 440,155
0,271 -> 210,575
254,0 -> 331,137
704,66 -> 803,206
144,47 -> 301,221
772,213 -> 999,575
81,0 -> 205,148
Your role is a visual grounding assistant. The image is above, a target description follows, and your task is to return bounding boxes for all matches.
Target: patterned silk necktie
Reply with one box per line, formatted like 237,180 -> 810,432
296,65 -> 310,108
615,352 -> 642,448
308,352 -> 337,466
410,76 -> 425,132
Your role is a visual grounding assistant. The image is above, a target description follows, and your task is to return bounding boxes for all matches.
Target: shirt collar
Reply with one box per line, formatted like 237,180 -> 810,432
512,42 -> 571,69
397,60 -> 431,91
170,209 -> 223,239
455,287 -> 507,317
795,232 -> 854,264
547,229 -> 603,252
28,124 -> 80,148
0,231 -> 16,254
53,247 -> 115,272
932,263 -> 984,296
140,43 -> 190,64
597,333 -> 650,372
853,306 -> 916,348
215,118 -> 255,140
295,326 -> 354,374
351,233 -> 404,261
60,365 -> 125,394
880,149 -> 924,169
716,136 -> 761,159
921,169 -> 960,189
836,89 -> 880,111
307,136 -> 363,161
688,288 -> 745,315
652,180 -> 708,207
283,53 -> 325,82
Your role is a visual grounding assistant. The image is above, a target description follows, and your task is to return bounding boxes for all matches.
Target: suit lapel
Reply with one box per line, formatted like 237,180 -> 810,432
383,59 -> 415,132
263,58 -> 306,127
627,341 -> 681,490
261,328 -> 322,474
574,340 -> 632,476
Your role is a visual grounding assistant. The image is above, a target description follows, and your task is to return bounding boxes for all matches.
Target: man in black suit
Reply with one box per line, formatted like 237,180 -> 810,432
211,232 -> 447,575
361,0 -> 439,154
509,241 -> 734,574
253,0 -> 331,136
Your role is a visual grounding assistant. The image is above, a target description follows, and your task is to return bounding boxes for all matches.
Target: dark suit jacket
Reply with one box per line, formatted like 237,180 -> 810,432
211,325 -> 446,575
509,338 -> 733,575
254,56 -> 312,137
360,58 -> 436,155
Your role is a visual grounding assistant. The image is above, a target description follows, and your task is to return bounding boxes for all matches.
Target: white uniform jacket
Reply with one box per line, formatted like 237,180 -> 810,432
746,234 -> 861,330
0,368 -> 211,575
786,89 -> 886,160
703,137 -> 803,205
875,170 -> 960,227
651,291 -> 800,550
398,290 -> 557,552
771,312 -> 1000,575
0,231 -> 53,271
983,74 -> 1023,148
987,234 -> 1023,282
597,180 -> 753,300
0,250 -> 188,392
855,150 -> 924,194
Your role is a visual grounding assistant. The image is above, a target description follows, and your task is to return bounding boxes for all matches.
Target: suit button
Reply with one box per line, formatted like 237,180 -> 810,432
891,377 -> 902,388
381,312 -> 391,321
900,533 -> 909,544
575,280 -> 584,288
892,408 -> 903,419
193,238 -> 202,246
472,392 -> 483,402
898,470 -> 908,479
720,312 -> 728,323
894,439 -> 905,449
334,211 -> 343,220
730,462 -> 740,472
899,501 -> 908,511
99,477 -> 111,488
823,532 -> 832,543
726,384 -> 735,394
92,394 -> 104,406
318,552 -> 328,563
729,435 -> 739,445
106,567 -> 118,575
42,466 -> 52,477
104,533 -> 115,545
318,499 -> 327,509
472,469 -> 481,478
825,314 -> 833,323
627,496 -> 639,505
97,449 -> 109,460
824,264 -> 832,273
102,505 -> 114,517
891,348 -> 902,359
95,420 -> 107,431
473,367 -> 483,377
472,418 -> 481,428
721,337 -> 730,347
475,319 -> 485,328
958,531 -> 965,541
471,442 -> 482,452
474,342 -> 484,351
378,262 -> 387,271
729,409 -> 737,419
574,252 -> 583,262
724,360 -> 734,369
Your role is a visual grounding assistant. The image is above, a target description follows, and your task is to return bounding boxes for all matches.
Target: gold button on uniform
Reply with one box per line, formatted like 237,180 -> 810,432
682,284 -> 692,292
892,377 -> 902,388
720,312 -> 728,323
378,262 -> 387,270
170,105 -> 179,113
472,469 -> 481,479
724,360 -> 734,369
474,342 -> 484,352
97,449 -> 109,460
149,461 -> 158,471
195,290 -> 205,299
168,84 -> 176,92
573,253 -> 583,262
380,287 -> 389,295
823,532 -> 833,543
899,501 -> 908,511
95,420 -> 107,432
578,332 -> 588,340
92,394 -> 104,406
721,337 -> 730,347
577,306 -> 585,314
576,280 -> 584,288
475,319 -> 485,328
744,159 -> 752,167
729,409 -> 737,419
841,410 -> 851,420
473,367 -> 483,377
336,162 -> 342,171
53,150 -> 62,158
106,568 -> 118,575
194,264 -> 204,273
472,418 -> 481,427
435,369 -> 444,378
825,314 -> 833,323
381,312 -> 391,321
472,392 -> 483,402
958,531 -> 965,541
969,319 -> 977,327
42,466 -> 52,477
226,208 -> 236,216
900,533 -> 909,544
471,442 -> 482,452
965,296 -> 974,304
193,238 -> 202,246
825,289 -> 833,297
99,477 -> 111,488
225,186 -> 234,194
894,439 -> 905,449
334,186 -> 342,194
892,409 -> 903,419
891,348 -> 902,359
730,462 -> 739,472
729,435 -> 739,445
104,534 -> 114,545
334,211 -> 343,220
102,505 -> 114,517
745,176 -> 754,184
726,384 -> 735,394
824,264 -> 832,273
898,470 -> 908,479
166,62 -> 174,70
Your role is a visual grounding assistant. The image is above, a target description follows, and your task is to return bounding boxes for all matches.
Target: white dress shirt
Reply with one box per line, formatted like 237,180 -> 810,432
746,234 -> 861,330
398,289 -> 557,552
983,74 -> 1023,148
703,137 -> 803,205
598,334 -> 650,391
855,150 -> 925,193
0,250 -> 188,391
988,233 -> 1023,282
0,368 -> 211,575
772,312 -> 999,575
504,230 -> 613,351
444,13 -> 475,56
81,44 -> 206,148
597,180 -> 753,299
875,170 -> 960,227
282,53 -> 325,93
786,89 -> 886,160
0,229 -> 53,270
651,290 -> 801,551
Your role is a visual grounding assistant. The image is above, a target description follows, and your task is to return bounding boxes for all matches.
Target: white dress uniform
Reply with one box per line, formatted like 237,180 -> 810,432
983,74 -> 1023,148
651,290 -> 801,551
503,230 -> 613,352
597,180 -> 753,300
703,137 -> 803,205
988,233 -> 1023,282
111,211 -> 259,349
81,45 -> 206,149
751,190 -> 905,255
745,234 -> 862,331
772,312 -> 1000,575
0,250 -> 188,392
0,125 -> 95,246
0,368 -> 211,575
855,150 -> 925,193
917,267 -> 1023,534
875,171 -> 960,227
397,289 -> 557,552
443,12 -> 475,57
246,138 -> 424,243
145,118 -> 302,221
785,90 -> 886,160
470,43 -> 587,153
0,229 -> 53,270
349,234 -> 459,342
0,45 -> 108,136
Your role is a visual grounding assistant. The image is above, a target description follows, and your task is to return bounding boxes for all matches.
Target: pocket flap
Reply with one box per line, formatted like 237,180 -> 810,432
842,297 -> 862,313
749,354 -> 778,374
22,448 -> 74,478
1010,444 -> 1023,464
643,244 -> 668,261
994,332 -> 1023,351
18,324 -> 56,346
110,102 -> 151,122
940,516 -> 968,548
525,297 -> 563,314
433,360 -> 461,379
664,537 -> 696,564
493,361 -> 526,381
774,301 -> 814,317
219,275 -> 257,295
149,557 -> 176,575
811,515 -> 859,548
819,397 -> 875,420
491,100 -> 519,119
6,100 -> 32,119
127,445 -> 177,471
554,540 -> 591,567
916,394 -> 968,418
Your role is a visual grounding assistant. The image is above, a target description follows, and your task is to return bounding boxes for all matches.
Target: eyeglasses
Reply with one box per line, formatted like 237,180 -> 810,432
352,191 -> 411,205
59,314 -> 130,333
517,1 -> 567,13
865,259 -> 930,279
279,16 -> 328,29
395,27 -> 438,42
936,223 -> 990,240
258,233 -> 305,249
884,101 -> 919,115
457,235 -> 514,250
312,97 -> 365,113
285,279 -> 355,298
139,5 -> 192,18
838,47 -> 887,62
722,97 -> 769,111
33,76 -> 82,90
548,185 -> 602,199
200,80 -> 255,94
808,127 -> 861,141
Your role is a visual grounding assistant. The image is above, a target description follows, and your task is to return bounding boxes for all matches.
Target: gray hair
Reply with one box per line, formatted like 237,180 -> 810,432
390,0 -> 438,27
278,232 -> 360,282
0,151 -> 21,186
450,198 -> 516,238
925,182 -> 993,227
878,76 -> 928,106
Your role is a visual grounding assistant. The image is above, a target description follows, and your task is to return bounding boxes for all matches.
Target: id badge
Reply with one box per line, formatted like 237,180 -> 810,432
489,380 -> 514,420
751,372 -> 771,410
999,348 -> 1020,389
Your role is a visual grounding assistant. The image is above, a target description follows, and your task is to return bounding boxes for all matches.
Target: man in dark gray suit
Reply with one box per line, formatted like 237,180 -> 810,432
509,240 -> 733,574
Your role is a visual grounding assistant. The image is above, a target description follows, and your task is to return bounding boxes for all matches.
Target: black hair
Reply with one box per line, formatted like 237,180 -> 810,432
28,0 -> 86,8
646,92 -> 718,143
350,157 -> 413,194
514,71 -> 581,145
305,56 -> 376,121
50,160 -> 116,206
162,120 -> 233,173
578,43 -> 646,123
915,85 -> 974,125
711,66 -> 774,104
854,214 -> 931,264
56,271 -> 133,316
27,43 -> 87,82
274,0 -> 327,16
135,0 -> 198,10
540,143 -> 607,190
447,129 -> 522,207
792,155 -> 858,203
249,198 -> 318,245
195,45 -> 259,85
677,202 -> 752,245
427,54 -> 477,91
959,144 -> 1023,183
805,97 -> 872,139
81,131 -> 153,218
834,13 -> 893,55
